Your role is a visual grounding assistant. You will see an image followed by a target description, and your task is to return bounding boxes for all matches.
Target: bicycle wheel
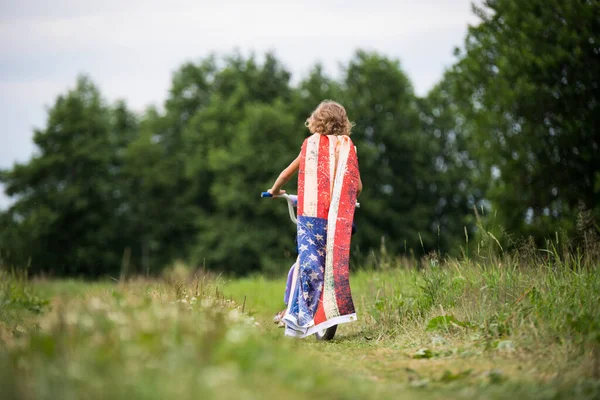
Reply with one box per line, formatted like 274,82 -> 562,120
314,325 -> 337,341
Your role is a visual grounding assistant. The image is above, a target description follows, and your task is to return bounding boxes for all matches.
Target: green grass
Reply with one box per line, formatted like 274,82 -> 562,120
1,255 -> 600,400
0,271 -> 49,343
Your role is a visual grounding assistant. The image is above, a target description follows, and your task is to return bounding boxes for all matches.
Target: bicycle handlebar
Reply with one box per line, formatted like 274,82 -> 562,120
261,191 -> 361,225
262,192 -> 298,223
261,192 -> 360,207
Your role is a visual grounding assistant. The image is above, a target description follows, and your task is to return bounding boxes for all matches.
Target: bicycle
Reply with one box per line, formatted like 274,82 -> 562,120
261,191 -> 359,341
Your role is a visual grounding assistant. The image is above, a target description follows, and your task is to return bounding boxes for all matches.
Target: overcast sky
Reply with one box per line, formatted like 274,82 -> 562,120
0,0 -> 480,208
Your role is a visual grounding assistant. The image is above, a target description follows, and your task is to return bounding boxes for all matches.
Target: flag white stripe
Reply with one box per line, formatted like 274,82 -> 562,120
303,134 -> 320,217
323,136 -> 351,319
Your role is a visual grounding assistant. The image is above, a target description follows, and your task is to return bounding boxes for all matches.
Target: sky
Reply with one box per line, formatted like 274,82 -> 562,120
0,0 -> 480,209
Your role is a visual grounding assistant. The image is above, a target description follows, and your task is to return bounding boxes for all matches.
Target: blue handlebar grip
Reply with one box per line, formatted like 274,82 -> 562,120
261,191 -> 273,198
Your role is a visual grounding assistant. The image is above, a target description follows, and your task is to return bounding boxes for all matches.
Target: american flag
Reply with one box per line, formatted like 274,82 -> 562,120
283,133 -> 359,337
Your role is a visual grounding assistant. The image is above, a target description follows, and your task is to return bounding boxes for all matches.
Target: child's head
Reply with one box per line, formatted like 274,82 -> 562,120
305,100 -> 353,136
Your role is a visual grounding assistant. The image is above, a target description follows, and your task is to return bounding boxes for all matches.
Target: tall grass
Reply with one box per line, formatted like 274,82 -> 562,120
0,275 -> 399,400
0,270 -> 48,342
340,220 -> 600,395
1,233 -> 599,399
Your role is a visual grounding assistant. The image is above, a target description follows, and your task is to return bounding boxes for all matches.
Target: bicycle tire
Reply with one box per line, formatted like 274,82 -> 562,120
314,325 -> 337,341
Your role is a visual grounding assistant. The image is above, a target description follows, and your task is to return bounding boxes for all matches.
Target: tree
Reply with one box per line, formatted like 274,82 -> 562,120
120,56 -> 221,273
418,77 -> 483,254
0,76 -> 138,276
449,0 -> 600,240
341,51 -> 451,256
190,102 -> 299,274
182,53 -> 297,273
290,64 -> 342,124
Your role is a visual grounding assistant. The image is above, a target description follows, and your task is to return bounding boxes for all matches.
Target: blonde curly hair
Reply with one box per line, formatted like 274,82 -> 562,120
305,100 -> 353,136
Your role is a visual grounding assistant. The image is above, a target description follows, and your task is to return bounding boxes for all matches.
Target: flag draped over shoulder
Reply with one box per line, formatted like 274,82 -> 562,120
282,133 -> 359,338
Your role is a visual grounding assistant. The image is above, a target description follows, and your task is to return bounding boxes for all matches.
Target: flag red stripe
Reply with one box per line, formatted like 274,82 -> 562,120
316,135 -> 331,220
314,290 -> 327,325
332,144 -> 358,316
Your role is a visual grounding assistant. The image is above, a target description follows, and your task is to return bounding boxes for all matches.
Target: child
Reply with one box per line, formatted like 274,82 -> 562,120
268,100 -> 362,337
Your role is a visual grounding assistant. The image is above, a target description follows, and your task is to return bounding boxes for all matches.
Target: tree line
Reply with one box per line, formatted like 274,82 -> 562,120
1,0 -> 598,277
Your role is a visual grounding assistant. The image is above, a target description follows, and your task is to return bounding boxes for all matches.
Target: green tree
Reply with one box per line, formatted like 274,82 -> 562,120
418,77 -> 483,253
450,0 -> 600,240
290,64 -> 342,124
341,51 -> 455,256
121,107 -> 170,274
190,102 -> 299,274
0,76 -> 138,276
182,53 -> 297,273
120,56 -> 221,273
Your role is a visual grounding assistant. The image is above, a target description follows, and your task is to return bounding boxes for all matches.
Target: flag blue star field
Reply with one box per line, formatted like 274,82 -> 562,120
288,216 -> 327,326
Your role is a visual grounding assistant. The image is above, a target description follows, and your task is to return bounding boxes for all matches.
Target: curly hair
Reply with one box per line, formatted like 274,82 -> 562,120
305,100 -> 353,136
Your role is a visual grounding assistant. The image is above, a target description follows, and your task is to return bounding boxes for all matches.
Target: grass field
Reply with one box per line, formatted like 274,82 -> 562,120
1,252 -> 600,399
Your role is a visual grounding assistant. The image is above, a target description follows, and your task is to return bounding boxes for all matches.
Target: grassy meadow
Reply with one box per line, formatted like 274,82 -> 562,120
1,248 -> 600,400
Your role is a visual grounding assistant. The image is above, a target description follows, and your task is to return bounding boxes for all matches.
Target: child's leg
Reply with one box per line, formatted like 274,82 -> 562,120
283,262 -> 295,306
275,239 -> 300,325
275,262 -> 296,324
